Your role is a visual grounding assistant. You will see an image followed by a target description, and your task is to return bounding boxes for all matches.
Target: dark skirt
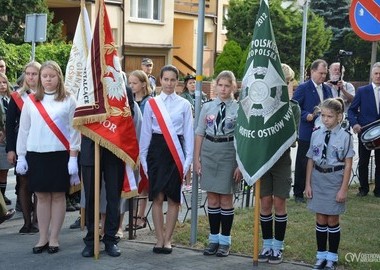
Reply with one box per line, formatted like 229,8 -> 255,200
27,151 -> 70,193
147,134 -> 182,203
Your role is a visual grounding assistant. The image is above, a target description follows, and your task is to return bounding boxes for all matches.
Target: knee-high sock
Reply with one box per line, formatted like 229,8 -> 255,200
221,208 -> 234,236
274,213 -> 287,241
328,224 -> 340,254
207,206 -> 221,235
316,223 -> 328,252
260,213 -> 273,240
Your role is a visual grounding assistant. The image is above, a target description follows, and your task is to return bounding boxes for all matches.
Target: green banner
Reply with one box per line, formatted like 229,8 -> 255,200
235,0 -> 296,185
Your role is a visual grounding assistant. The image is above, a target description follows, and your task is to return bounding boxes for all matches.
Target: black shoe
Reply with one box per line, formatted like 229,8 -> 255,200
324,260 -> 337,270
0,209 -> 16,225
268,249 -> 283,264
4,195 -> 11,205
312,258 -> 327,269
70,217 -> 81,229
161,246 -> 173,254
203,243 -> 219,256
32,242 -> 49,254
294,197 -> 306,203
71,198 -> 81,210
258,247 -> 272,262
29,224 -> 39,234
356,191 -> 368,197
19,225 -> 30,234
66,199 -> 76,212
82,246 -> 94,257
48,246 -> 59,254
105,243 -> 121,257
216,244 -> 230,257
153,245 -> 163,254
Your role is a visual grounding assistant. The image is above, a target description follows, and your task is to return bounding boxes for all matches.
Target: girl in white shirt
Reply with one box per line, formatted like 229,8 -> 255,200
140,65 -> 193,254
16,60 -> 80,254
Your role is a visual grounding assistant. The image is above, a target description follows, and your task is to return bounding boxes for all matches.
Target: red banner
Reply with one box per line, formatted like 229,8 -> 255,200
73,1 -> 139,197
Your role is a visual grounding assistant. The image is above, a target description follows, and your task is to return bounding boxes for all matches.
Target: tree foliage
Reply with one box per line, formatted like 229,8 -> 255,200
341,32 -> 375,81
0,38 -> 71,83
310,0 -> 351,41
0,0 -> 63,45
223,0 -> 332,79
214,40 -> 243,78
310,0 -> 379,80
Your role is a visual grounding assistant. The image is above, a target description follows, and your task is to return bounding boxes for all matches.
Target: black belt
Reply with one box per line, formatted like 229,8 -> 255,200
152,133 -> 184,140
315,165 -> 345,173
205,134 -> 234,143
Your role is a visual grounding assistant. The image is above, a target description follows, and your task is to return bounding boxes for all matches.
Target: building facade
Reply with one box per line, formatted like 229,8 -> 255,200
47,0 -> 229,81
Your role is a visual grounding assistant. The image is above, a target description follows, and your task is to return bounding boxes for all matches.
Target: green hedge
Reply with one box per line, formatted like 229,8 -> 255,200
0,39 -> 71,84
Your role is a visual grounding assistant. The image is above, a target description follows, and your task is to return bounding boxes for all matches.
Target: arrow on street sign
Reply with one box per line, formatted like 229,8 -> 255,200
349,0 -> 380,41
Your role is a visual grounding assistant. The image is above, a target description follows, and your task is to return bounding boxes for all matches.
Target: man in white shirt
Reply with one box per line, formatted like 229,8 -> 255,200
326,62 -> 355,113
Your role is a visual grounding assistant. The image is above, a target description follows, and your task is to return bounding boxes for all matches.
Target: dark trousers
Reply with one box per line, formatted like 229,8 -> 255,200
82,148 -> 124,246
293,140 -> 310,198
358,135 -> 380,195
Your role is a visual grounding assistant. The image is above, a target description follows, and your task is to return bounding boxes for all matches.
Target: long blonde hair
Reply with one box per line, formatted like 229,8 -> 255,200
128,70 -> 152,97
19,61 -> 41,96
35,60 -> 69,101
0,72 -> 12,98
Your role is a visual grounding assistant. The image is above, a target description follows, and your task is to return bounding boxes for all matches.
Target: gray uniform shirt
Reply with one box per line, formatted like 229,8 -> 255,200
306,124 -> 355,167
195,97 -> 238,137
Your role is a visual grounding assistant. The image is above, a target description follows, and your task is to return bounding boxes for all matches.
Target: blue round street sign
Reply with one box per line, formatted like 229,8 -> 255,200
349,0 -> 380,41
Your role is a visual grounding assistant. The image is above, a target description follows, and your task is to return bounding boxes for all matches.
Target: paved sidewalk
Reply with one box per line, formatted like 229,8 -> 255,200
0,210 -> 311,270
2,136 -> 364,270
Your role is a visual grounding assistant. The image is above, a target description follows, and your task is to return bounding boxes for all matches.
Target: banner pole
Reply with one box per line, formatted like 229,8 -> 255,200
94,143 -> 100,259
253,179 -> 261,266
92,0 -> 100,260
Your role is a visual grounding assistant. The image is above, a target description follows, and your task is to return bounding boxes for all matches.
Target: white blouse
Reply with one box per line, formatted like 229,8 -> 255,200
139,92 -> 194,176
16,93 -> 81,156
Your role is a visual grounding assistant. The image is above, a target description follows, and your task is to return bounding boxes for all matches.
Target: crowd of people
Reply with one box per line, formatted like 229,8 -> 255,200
1,54 -> 380,270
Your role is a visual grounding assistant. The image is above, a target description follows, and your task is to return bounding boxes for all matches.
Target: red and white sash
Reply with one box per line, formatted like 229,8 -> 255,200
28,94 -> 70,151
123,163 -> 138,196
149,97 -> 185,181
11,92 -> 24,111
28,94 -> 80,193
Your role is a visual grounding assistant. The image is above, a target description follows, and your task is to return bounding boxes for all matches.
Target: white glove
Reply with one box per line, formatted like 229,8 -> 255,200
70,173 -> 80,186
68,156 -> 78,175
16,156 -> 28,175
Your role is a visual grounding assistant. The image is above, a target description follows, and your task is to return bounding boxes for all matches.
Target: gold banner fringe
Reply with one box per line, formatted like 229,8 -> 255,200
73,113 -> 108,126
121,189 -> 138,199
76,125 -> 139,170
69,182 -> 82,195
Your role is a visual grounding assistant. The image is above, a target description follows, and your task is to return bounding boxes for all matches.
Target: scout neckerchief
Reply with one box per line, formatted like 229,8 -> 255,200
149,97 -> 184,181
11,91 -> 24,111
28,94 -> 70,151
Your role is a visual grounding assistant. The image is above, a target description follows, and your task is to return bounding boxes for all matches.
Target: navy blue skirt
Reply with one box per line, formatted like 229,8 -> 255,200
147,134 -> 182,203
27,151 -> 70,193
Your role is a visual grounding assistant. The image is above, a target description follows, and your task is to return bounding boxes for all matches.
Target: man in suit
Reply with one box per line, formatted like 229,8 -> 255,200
292,59 -> 332,203
348,62 -> 380,197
